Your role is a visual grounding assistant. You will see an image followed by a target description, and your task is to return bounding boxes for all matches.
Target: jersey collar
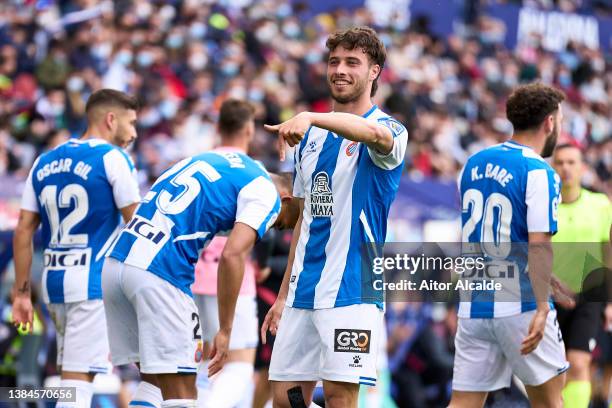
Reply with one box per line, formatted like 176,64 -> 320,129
504,140 -> 532,150
362,104 -> 378,118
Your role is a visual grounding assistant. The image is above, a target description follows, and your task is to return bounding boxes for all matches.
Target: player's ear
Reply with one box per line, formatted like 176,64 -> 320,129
105,111 -> 116,131
545,113 -> 555,133
369,64 -> 380,81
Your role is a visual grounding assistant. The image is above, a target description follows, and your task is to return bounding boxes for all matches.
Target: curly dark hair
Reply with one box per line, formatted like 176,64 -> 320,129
506,83 -> 565,132
326,26 -> 386,96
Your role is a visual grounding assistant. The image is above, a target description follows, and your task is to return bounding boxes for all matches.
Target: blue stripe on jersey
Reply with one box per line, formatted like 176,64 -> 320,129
293,132 -> 343,308
129,401 -> 156,407
335,145 -> 370,307
546,170 -> 557,234
520,269 -> 536,313
359,376 -> 377,382
46,270 -> 65,303
110,233 -> 137,263
258,207 -> 278,238
362,104 -> 377,118
297,127 -> 313,163
470,287 -> 495,318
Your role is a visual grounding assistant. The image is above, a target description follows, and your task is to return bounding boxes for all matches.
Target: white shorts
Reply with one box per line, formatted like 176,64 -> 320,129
47,300 -> 111,374
194,294 -> 258,350
452,309 -> 569,391
102,257 -> 203,374
269,304 -> 383,386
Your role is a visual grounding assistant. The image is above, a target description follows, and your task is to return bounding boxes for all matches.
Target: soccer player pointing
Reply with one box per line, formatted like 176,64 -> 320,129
263,27 -> 407,408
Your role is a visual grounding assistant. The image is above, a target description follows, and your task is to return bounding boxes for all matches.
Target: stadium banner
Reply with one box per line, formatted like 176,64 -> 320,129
486,4 -> 611,52
298,0 -> 611,52
360,242 -> 611,304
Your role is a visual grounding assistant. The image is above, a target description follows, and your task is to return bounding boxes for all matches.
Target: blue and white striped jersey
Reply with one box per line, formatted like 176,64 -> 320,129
287,105 -> 408,309
21,138 -> 140,304
459,140 -> 561,318
108,151 -> 280,296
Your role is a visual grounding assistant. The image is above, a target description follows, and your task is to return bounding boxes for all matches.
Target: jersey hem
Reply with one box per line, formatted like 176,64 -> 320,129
289,297 -> 383,310
457,303 -> 540,319
108,255 -> 194,298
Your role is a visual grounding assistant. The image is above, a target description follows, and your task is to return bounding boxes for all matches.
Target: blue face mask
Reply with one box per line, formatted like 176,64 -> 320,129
139,109 -> 161,128
116,51 -> 133,66
159,100 -> 178,119
249,88 -> 265,102
166,34 -> 184,49
221,62 -> 239,76
305,52 -> 320,64
559,73 -> 572,88
137,52 -> 154,67
283,23 -> 300,38
189,23 -> 207,39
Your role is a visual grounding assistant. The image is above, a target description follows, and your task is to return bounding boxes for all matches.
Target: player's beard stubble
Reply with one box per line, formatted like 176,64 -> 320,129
541,121 -> 559,158
328,73 -> 369,104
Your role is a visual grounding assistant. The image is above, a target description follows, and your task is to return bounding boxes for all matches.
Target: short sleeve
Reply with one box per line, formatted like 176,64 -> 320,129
367,116 -> 408,170
293,146 -> 305,198
20,162 -> 39,213
236,176 -> 280,238
103,148 -> 141,209
526,168 -> 561,234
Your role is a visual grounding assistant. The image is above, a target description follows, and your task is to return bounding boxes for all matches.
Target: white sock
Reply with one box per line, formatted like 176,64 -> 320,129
129,381 -> 163,408
309,403 -> 322,408
202,361 -> 254,408
56,379 -> 93,408
161,400 -> 197,408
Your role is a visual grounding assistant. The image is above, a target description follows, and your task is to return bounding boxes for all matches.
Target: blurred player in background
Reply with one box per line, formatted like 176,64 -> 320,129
451,83 -> 567,408
552,144 -> 612,408
11,89 -> 141,407
191,100 -> 295,407
262,26 -> 408,408
102,146 -> 296,407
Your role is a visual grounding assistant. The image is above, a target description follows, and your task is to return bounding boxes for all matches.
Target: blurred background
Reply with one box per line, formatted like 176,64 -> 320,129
0,0 -> 609,407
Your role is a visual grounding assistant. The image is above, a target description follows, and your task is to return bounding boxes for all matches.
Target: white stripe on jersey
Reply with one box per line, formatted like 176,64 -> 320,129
122,210 -> 174,270
286,186 -> 313,307
96,225 -> 121,262
313,140 -> 358,308
526,169 -> 551,232
359,210 -> 375,243
173,231 -> 210,242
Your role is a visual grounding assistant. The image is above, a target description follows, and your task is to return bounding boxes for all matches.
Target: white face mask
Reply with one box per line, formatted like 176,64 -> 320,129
92,42 -> 112,59
188,53 -> 208,71
67,76 -> 85,92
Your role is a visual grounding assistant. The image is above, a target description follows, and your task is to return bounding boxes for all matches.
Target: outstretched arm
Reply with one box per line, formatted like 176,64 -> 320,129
265,111 -> 393,160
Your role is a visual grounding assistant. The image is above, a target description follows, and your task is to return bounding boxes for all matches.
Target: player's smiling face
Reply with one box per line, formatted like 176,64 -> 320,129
327,46 -> 378,104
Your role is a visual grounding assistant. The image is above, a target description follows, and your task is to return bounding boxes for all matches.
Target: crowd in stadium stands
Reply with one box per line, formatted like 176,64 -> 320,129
0,0 -> 610,407
0,0 -> 609,193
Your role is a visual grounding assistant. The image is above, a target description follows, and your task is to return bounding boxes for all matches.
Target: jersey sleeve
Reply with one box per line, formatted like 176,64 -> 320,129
367,116 -> 408,170
236,176 -> 280,238
293,145 -> 305,198
20,160 -> 39,213
103,148 -> 141,209
526,167 -> 561,234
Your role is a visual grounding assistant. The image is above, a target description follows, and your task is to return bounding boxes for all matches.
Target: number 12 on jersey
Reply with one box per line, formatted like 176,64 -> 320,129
40,184 -> 89,247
